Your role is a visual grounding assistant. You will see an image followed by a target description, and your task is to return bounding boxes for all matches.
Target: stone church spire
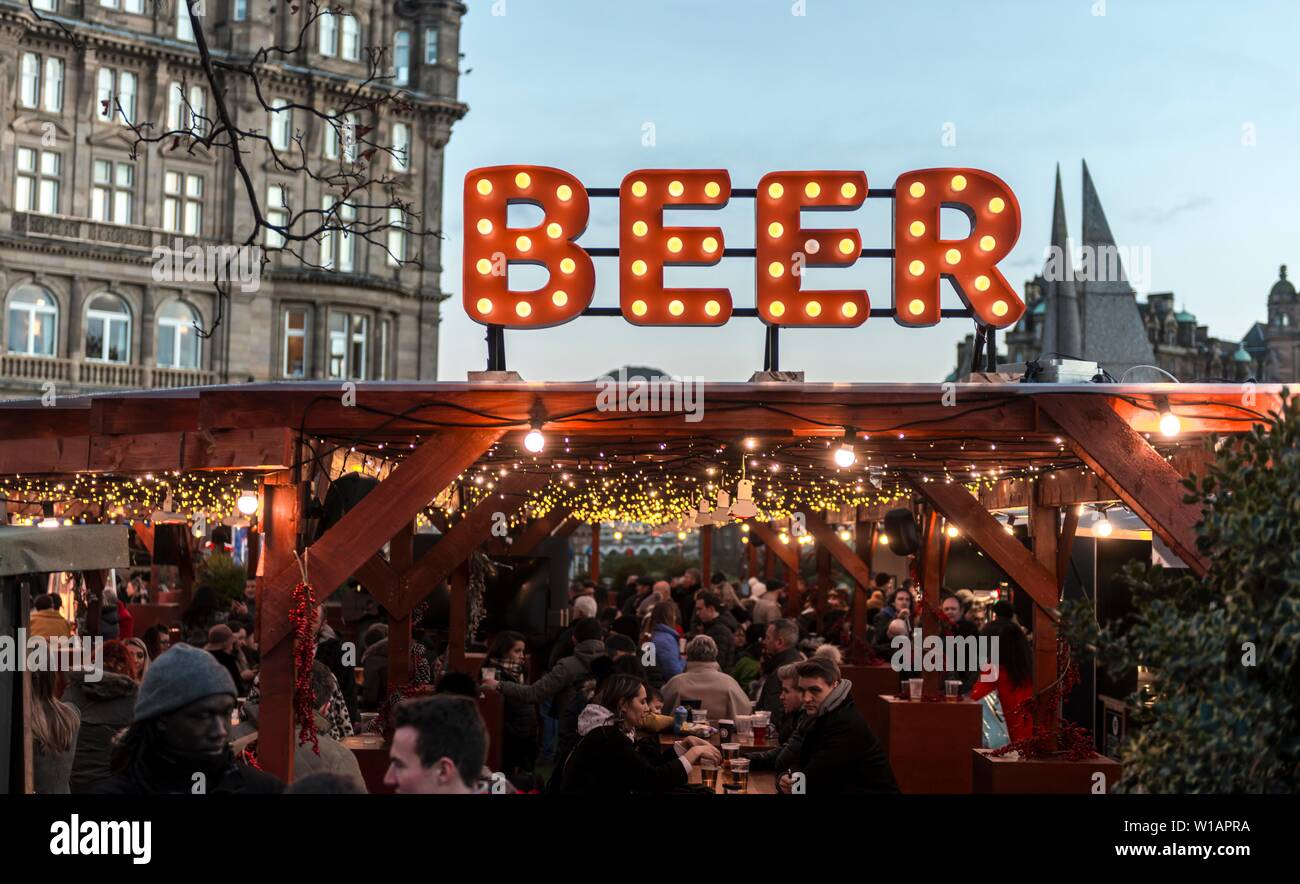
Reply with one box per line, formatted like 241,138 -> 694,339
1042,164 -> 1083,357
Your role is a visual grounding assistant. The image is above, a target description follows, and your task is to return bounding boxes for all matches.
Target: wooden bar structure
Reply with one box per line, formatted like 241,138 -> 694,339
0,381 -> 1283,788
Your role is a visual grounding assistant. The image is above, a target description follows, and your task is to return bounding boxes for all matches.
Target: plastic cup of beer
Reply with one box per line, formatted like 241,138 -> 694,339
728,757 -> 750,793
907,678 -> 923,700
944,679 -> 962,702
752,711 -> 770,744
735,714 -> 753,743
699,759 -> 720,791
721,742 -> 740,768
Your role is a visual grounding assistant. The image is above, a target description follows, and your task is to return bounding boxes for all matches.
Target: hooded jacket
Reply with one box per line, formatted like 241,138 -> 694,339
500,638 -> 604,744
650,624 -> 684,683
661,661 -> 753,722
98,602 -> 120,639
795,679 -> 898,795
558,704 -> 690,795
62,671 -> 139,793
28,608 -> 71,640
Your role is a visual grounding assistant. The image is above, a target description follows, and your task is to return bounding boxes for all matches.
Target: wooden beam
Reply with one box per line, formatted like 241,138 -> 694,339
1028,495 -> 1060,732
699,525 -> 712,581
1036,394 -> 1210,576
256,481 -> 300,783
851,518 -> 875,651
387,523 -> 415,693
804,512 -> 874,591
908,477 -> 1059,613
396,470 -> 551,618
448,562 -> 469,673
589,522 -> 601,586
260,429 -> 502,650
507,506 -> 573,557
132,522 -> 155,557
918,508 -> 944,694
1057,504 -> 1080,591
354,555 -> 401,613
747,522 -> 802,609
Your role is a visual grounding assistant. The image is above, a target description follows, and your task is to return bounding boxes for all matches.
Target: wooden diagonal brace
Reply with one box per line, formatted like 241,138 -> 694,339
1036,393 -> 1209,576
395,470 -> 551,618
260,429 -> 503,650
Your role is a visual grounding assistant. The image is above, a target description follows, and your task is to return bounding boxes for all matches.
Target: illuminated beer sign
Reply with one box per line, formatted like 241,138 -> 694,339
463,166 -> 1022,330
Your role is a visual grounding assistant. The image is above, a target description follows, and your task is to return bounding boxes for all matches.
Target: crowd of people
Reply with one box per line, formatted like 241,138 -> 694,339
24,562 -> 1036,796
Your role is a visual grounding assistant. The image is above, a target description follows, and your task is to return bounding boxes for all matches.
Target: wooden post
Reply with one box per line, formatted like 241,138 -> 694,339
448,562 -> 469,673
748,522 -> 803,615
589,523 -> 600,586
1028,491 -> 1061,735
918,509 -> 943,694
746,536 -> 758,580
387,522 -> 415,694
84,570 -> 105,638
815,541 -> 831,623
764,545 -> 775,583
176,525 -> 195,609
852,518 -> 876,651
256,480 -> 301,784
700,525 -> 713,581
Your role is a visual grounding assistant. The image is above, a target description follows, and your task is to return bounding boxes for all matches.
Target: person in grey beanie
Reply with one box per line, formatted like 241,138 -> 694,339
95,644 -> 284,794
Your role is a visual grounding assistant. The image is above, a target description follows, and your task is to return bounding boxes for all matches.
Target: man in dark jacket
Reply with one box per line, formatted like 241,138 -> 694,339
621,576 -> 655,619
313,604 -> 359,725
484,617 -> 606,751
95,644 -> 283,794
754,618 -> 802,732
694,591 -> 739,671
782,656 -> 898,795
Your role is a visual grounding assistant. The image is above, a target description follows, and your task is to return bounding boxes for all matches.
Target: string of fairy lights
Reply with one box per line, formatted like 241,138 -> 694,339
0,393 -> 1255,536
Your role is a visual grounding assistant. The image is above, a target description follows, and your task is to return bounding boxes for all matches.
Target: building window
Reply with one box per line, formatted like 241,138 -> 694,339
100,0 -> 118,6
15,148 -> 60,215
233,0 -> 246,20
319,11 -> 338,56
32,0 -> 56,9
43,57 -> 64,112
91,160 -> 134,224
125,0 -> 144,12
177,0 -> 195,42
378,318 -> 391,380
282,307 -> 309,377
425,27 -> 438,64
169,85 -> 206,135
394,30 -> 410,85
323,108 -> 339,159
342,112 -> 360,163
6,286 -> 58,357
386,206 -> 406,266
341,15 -> 360,61
84,293 -> 131,363
96,68 -> 137,125
20,54 -> 39,109
328,311 -> 368,379
157,300 -> 200,369
163,171 -> 203,235
392,122 -> 410,172
270,98 -> 292,150
320,197 -> 355,271
266,183 -> 289,248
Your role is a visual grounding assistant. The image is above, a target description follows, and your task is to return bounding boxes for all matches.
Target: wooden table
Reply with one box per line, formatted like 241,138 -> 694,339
654,729 -> 777,755
972,748 -> 1123,794
877,695 -> 982,794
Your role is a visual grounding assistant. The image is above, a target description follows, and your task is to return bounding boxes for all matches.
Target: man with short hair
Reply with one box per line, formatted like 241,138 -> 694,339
28,593 -> 71,639
384,695 -> 488,794
204,624 -> 247,695
755,618 -> 803,730
621,576 -> 655,619
780,657 -> 897,795
694,591 -> 739,670
637,579 -> 673,620
661,635 -> 752,721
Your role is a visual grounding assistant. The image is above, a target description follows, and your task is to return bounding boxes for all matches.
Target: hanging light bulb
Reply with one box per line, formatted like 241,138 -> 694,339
878,532 -> 890,546
1094,509 -> 1113,538
833,426 -> 857,468
1158,410 -> 1181,438
730,478 -> 758,519
236,485 -> 260,516
711,489 -> 732,523
946,523 -> 959,538
838,528 -> 852,542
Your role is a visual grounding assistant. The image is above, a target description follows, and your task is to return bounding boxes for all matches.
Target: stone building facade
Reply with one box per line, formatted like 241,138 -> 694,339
0,0 -> 467,399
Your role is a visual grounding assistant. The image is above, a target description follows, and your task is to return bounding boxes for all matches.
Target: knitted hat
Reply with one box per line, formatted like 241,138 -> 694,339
133,643 -> 237,722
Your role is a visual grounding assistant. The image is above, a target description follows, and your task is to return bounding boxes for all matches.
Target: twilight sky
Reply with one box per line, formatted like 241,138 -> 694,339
438,0 -> 1300,382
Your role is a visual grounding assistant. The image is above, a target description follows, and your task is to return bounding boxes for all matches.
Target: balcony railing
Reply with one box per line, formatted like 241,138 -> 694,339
0,354 -> 218,391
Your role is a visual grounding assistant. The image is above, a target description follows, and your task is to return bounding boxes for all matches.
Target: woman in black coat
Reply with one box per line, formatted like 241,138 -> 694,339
483,631 -> 538,781
559,674 -> 720,795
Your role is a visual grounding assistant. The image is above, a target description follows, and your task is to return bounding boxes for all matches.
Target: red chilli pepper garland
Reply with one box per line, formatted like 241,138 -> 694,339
289,580 -> 321,755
